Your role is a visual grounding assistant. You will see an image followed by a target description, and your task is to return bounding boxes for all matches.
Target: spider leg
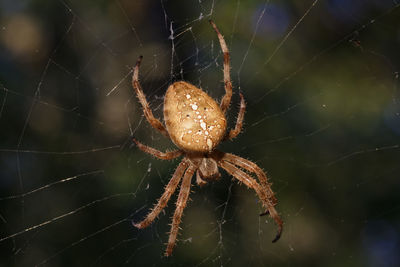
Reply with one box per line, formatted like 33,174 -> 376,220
225,93 -> 246,140
133,160 -> 188,229
219,152 -> 277,206
132,56 -> 169,137
133,138 -> 183,160
217,160 -> 283,243
165,164 -> 195,256
209,20 -> 232,114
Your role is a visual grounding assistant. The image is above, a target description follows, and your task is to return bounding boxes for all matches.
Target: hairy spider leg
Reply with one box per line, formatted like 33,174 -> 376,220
165,164 -> 195,256
221,152 -> 278,206
133,138 -> 183,160
133,160 -> 188,229
209,20 -> 232,114
131,20 -> 283,256
132,56 -> 169,137
226,93 -> 246,140
217,158 -> 282,242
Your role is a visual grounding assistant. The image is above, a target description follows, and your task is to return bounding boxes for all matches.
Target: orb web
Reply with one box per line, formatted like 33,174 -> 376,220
1,0 -> 400,266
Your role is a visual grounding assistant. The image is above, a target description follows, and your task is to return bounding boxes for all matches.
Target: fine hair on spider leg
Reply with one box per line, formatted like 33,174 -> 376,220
132,160 -> 188,229
131,20 -> 283,256
214,155 -> 282,243
165,165 -> 195,256
209,19 -> 232,114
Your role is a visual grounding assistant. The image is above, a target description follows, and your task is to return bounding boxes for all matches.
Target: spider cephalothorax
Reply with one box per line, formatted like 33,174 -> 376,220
132,20 -> 282,256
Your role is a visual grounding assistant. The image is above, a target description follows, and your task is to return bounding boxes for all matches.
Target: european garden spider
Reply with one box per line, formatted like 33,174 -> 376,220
132,20 -> 282,256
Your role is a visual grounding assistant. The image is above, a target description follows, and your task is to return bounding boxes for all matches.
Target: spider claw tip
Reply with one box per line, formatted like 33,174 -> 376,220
135,55 -> 143,65
132,221 -> 143,229
164,248 -> 173,257
272,232 -> 281,243
132,138 -> 138,145
259,210 -> 269,216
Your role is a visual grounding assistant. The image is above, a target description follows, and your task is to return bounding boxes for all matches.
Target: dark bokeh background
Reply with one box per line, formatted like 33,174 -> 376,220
1,0 -> 400,266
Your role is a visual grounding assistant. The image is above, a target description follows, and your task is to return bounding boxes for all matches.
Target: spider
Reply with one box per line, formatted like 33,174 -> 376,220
131,20 -> 283,256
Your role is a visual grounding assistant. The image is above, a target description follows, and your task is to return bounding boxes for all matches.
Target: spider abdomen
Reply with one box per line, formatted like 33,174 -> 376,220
164,81 -> 227,152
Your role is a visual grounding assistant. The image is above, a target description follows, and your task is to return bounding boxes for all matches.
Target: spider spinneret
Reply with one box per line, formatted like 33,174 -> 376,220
131,20 -> 283,257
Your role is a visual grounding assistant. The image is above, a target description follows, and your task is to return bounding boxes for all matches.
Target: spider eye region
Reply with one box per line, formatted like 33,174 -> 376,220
164,81 -> 227,152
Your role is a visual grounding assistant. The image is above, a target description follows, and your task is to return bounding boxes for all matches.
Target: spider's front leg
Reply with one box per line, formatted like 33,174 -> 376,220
133,160 -> 188,229
221,152 -> 277,206
165,164 -> 195,256
215,155 -> 283,242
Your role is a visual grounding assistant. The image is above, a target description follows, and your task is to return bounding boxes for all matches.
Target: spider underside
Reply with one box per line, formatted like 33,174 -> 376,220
131,20 -> 283,256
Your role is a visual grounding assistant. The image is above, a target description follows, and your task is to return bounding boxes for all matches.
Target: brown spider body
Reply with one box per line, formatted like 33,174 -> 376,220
131,20 -> 283,257
187,152 -> 222,186
164,81 -> 227,153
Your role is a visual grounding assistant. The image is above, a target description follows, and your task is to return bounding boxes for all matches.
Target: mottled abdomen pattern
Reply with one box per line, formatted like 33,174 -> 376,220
164,81 -> 227,152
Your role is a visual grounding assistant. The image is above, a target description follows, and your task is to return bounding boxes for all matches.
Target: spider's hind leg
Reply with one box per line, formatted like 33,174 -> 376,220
132,56 -> 170,137
209,20 -> 232,114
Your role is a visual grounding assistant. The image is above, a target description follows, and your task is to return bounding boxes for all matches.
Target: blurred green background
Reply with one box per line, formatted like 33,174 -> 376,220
1,0 -> 400,266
